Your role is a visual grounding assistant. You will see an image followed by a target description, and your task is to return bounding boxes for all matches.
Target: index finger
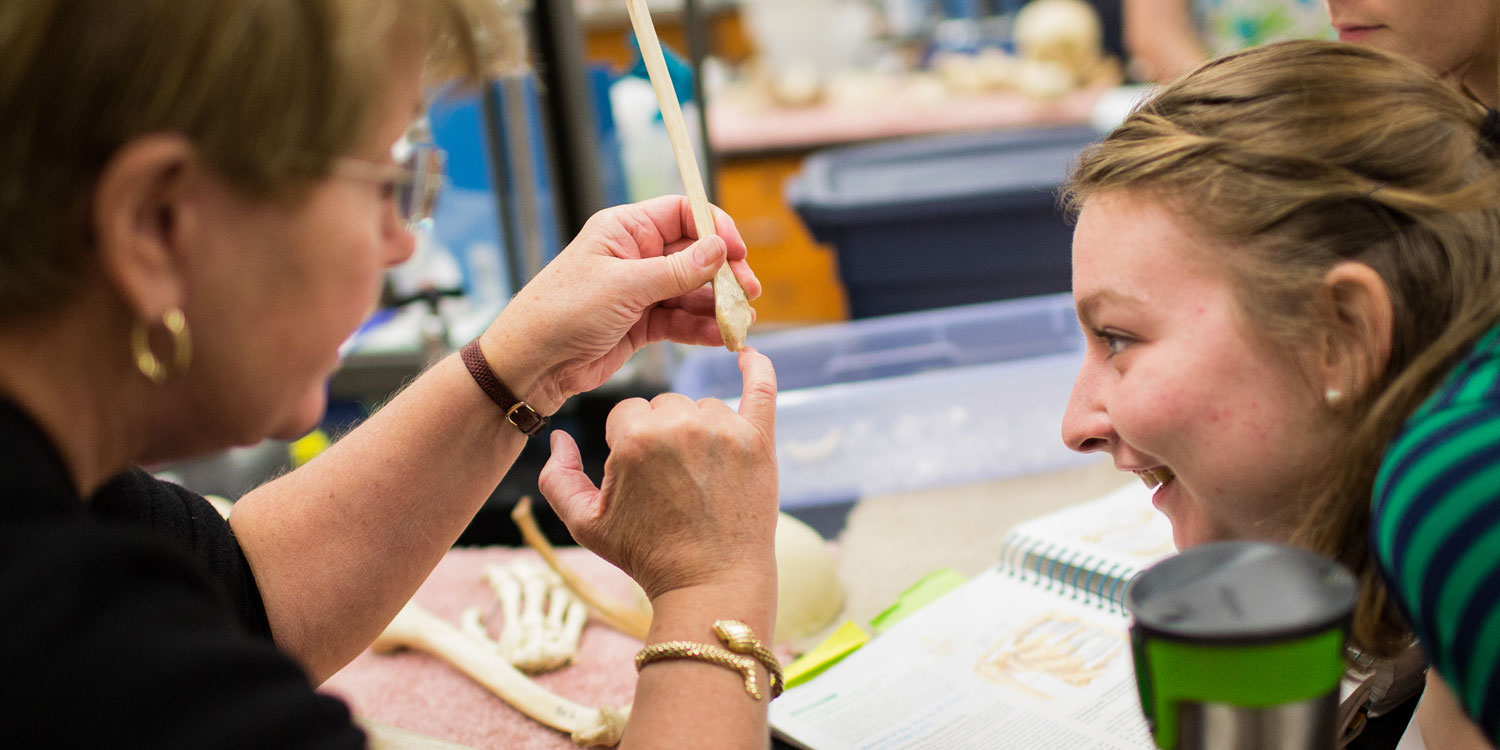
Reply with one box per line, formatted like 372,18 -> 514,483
710,205 -> 749,261
633,196 -> 748,258
736,347 -> 777,435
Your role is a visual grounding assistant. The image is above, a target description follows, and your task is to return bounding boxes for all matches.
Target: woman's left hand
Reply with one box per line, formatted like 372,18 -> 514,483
477,195 -> 758,415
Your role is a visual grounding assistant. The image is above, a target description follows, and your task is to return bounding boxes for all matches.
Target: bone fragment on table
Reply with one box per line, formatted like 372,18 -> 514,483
495,565 -> 526,655
773,513 -> 845,646
458,605 -> 495,648
623,0 -> 752,351
518,564 -> 550,656
372,600 -> 629,747
511,497 -> 653,641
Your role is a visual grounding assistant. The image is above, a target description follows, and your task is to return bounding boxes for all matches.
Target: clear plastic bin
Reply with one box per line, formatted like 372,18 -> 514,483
671,294 -> 1096,508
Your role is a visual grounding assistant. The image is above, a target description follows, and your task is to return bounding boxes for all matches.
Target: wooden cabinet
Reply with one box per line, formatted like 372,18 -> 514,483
580,4 -> 753,71
716,152 -> 849,324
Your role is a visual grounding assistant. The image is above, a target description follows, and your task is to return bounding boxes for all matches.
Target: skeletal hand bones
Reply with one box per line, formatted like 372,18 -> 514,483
459,561 -> 588,673
511,498 -> 653,640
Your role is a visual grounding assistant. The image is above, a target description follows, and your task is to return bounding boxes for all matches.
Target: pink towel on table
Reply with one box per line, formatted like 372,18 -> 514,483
322,547 -> 644,750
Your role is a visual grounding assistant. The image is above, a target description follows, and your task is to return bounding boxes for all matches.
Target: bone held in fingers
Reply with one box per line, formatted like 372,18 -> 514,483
372,600 -> 629,747
623,0 -> 752,351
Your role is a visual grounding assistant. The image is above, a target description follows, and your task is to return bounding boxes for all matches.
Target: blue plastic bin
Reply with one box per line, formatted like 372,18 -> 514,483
787,125 -> 1098,319
671,294 -> 1096,509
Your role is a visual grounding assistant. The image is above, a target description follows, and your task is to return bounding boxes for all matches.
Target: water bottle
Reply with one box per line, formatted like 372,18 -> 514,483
1124,541 -> 1357,750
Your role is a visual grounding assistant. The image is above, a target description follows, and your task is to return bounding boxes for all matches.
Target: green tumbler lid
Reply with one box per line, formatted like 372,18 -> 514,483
1124,542 -> 1357,749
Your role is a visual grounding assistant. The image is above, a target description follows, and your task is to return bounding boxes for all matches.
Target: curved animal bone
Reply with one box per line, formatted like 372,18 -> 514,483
461,562 -> 588,673
372,600 -> 629,747
511,498 -> 653,640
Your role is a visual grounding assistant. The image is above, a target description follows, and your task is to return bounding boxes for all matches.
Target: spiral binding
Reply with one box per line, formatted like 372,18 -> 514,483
998,532 -> 1138,615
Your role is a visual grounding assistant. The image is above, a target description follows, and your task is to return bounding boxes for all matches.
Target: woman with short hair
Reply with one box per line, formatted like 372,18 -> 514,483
0,2 -> 780,747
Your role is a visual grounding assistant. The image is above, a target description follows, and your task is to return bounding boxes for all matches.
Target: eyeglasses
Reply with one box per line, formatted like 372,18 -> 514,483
332,141 -> 447,231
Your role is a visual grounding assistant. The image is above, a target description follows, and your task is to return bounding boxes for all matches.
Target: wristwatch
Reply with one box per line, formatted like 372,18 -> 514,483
459,339 -> 549,436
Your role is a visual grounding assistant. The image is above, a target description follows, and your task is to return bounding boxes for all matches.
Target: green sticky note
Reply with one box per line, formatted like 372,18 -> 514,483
867,567 -> 968,634
784,620 -> 871,689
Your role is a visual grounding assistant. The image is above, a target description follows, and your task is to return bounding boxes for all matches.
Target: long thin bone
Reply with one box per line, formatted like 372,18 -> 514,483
492,567 -> 526,656
624,0 -> 752,351
372,600 -> 629,747
511,497 -> 653,640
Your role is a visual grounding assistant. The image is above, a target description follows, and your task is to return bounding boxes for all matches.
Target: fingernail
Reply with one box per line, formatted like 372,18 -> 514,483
693,237 -> 721,266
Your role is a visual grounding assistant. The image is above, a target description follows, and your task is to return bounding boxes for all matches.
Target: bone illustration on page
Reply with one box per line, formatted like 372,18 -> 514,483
974,612 -> 1125,699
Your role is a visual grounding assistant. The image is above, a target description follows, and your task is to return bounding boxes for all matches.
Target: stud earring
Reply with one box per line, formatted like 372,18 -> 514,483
1325,388 -> 1344,407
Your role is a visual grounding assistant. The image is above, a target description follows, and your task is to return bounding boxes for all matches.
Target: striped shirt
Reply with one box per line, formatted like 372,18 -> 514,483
1372,323 -> 1500,741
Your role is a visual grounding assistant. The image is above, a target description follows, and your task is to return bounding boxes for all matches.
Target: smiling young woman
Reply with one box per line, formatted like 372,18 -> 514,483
1061,39 -> 1500,745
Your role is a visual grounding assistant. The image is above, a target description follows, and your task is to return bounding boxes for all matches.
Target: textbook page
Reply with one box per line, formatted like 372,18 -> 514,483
770,567 -> 1156,750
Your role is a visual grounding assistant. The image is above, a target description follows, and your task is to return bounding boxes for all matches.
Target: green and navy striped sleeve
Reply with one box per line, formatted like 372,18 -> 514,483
1373,324 -> 1500,742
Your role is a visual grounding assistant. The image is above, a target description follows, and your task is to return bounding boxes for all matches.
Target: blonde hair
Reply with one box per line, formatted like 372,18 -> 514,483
1065,40 -> 1500,656
0,0 -> 523,318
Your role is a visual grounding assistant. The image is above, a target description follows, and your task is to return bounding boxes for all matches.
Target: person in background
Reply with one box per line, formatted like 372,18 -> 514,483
0,1 -> 779,748
1325,0 -> 1499,107
1122,0 -> 1331,81
1060,40 -> 1500,748
1319,1 -> 1498,743
1126,0 -> 1499,106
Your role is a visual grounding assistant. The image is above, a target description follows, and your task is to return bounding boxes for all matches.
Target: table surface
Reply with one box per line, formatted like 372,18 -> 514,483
325,459 -> 1133,749
709,86 -> 1106,156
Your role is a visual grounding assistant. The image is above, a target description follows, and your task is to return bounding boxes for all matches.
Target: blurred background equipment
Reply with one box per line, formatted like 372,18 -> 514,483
786,125 -> 1095,318
673,293 -> 1096,534
1122,0 -> 1332,82
168,0 -> 1142,547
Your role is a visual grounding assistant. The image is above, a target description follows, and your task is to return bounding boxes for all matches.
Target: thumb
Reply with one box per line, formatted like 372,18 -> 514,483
539,430 -> 603,525
736,347 -> 777,436
648,234 -> 725,301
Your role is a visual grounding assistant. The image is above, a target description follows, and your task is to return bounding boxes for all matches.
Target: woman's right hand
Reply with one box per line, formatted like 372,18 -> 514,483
538,348 -> 779,600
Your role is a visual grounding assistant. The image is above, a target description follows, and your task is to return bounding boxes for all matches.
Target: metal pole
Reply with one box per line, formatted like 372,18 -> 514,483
479,82 -> 526,297
530,0 -> 607,238
682,0 -> 718,205
498,77 -> 548,282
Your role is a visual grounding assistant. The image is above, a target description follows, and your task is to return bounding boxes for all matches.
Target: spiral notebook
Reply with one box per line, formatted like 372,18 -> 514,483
997,482 -> 1176,613
770,482 -> 1172,750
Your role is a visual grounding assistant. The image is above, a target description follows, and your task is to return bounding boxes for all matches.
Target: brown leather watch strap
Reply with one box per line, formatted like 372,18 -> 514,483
459,339 -> 549,436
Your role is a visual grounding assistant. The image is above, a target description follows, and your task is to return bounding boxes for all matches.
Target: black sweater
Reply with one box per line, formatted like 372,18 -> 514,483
0,400 -> 365,748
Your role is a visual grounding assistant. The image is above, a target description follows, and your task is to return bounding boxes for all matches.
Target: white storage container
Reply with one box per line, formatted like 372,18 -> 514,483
671,294 -> 1095,508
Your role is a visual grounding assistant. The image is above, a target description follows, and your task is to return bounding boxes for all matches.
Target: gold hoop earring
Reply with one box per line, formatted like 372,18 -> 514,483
131,307 -> 192,385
